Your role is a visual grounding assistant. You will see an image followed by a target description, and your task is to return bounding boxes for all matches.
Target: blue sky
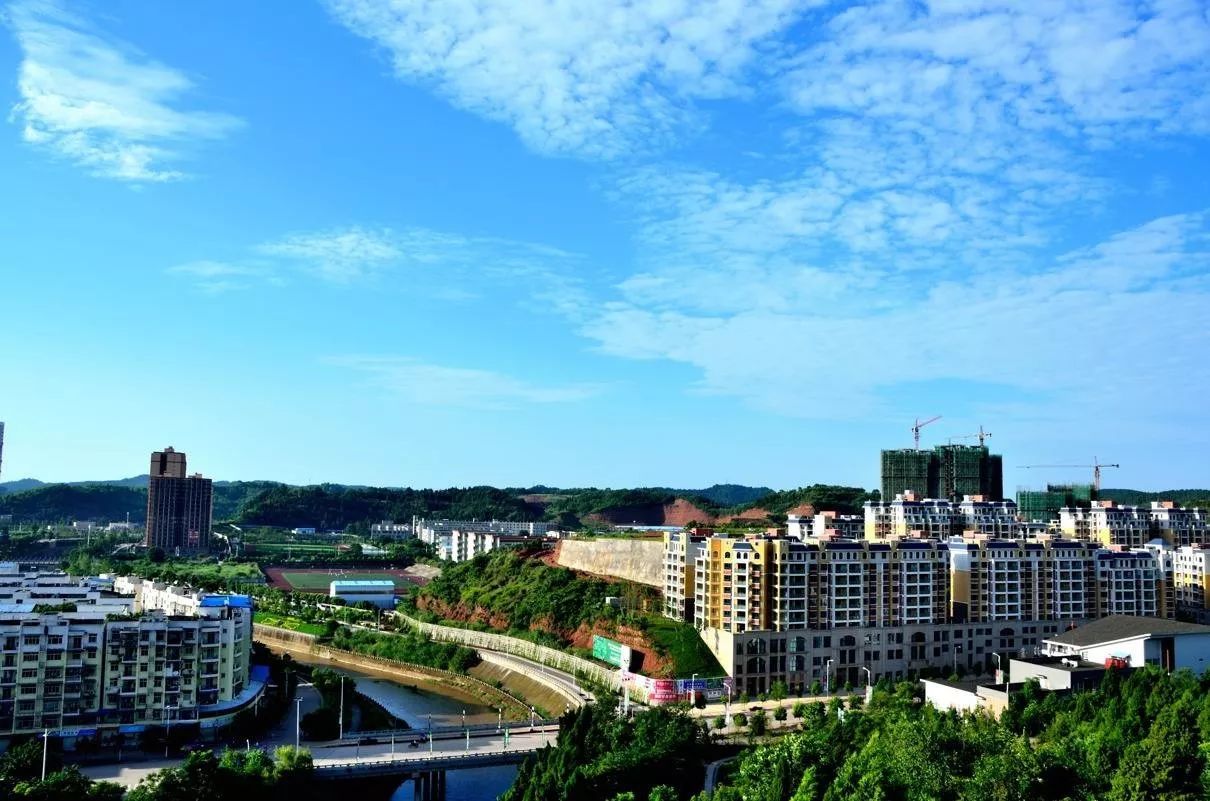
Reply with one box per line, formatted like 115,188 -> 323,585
1,0 -> 1208,492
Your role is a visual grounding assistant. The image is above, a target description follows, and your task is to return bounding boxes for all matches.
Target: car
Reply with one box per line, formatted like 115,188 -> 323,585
408,740 -> 420,748
748,705 -> 762,712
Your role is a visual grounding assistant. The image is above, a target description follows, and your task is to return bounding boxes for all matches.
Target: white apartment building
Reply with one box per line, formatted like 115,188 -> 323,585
0,574 -> 259,744
1146,502 -> 1210,546
370,521 -> 412,539
1171,545 -> 1210,623
663,532 -> 706,620
416,518 -> 555,562
1060,501 -> 1155,548
863,494 -> 1018,540
809,512 -> 864,540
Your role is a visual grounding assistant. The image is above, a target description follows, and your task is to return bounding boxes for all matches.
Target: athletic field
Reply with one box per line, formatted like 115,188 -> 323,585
264,566 -> 424,594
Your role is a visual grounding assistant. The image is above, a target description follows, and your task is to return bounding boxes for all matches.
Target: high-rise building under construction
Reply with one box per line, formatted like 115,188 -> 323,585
881,444 -> 1003,501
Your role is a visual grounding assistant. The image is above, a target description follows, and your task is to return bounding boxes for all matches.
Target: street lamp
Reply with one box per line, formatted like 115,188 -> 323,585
824,659 -> 834,694
529,706 -> 536,730
41,729 -> 50,781
294,697 -> 302,748
339,676 -> 345,740
992,652 -> 1004,691
860,666 -> 872,690
690,673 -> 698,707
163,704 -> 177,758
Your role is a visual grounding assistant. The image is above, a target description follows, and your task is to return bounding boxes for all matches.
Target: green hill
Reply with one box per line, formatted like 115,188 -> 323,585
1100,488 -> 1210,507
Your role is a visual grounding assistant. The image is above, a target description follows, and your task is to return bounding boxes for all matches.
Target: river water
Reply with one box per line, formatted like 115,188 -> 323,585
267,646 -> 520,800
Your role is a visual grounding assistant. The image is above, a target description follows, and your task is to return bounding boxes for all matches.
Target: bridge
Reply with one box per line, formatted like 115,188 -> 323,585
81,725 -> 559,801
312,726 -> 557,799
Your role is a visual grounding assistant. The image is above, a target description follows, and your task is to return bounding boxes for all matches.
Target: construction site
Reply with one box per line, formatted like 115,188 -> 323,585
881,417 -> 1117,519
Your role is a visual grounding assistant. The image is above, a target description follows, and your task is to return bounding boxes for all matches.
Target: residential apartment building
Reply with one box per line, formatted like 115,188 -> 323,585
863,494 -> 1018,540
0,573 -> 256,743
416,518 -> 555,562
679,532 -> 1172,696
1171,545 -> 1210,623
663,531 -> 706,621
1060,500 -> 1210,549
145,448 -> 213,554
369,521 -> 412,539
808,512 -> 864,540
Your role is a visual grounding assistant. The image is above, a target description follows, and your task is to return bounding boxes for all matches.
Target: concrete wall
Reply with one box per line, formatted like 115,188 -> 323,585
556,538 -> 663,587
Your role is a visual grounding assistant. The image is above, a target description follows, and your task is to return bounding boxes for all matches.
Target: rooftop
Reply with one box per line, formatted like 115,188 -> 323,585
1045,616 -> 1210,647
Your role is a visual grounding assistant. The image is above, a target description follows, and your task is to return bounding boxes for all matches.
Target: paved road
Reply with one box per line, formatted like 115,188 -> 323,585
82,728 -> 559,789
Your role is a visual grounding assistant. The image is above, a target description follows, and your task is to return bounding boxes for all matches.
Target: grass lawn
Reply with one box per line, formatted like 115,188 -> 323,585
643,615 -> 725,677
280,570 -> 402,592
253,612 -> 327,636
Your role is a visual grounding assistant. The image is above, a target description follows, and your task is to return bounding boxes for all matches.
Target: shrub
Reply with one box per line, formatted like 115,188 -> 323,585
732,713 -> 748,728
773,706 -> 787,721
713,715 -> 726,730
792,701 -> 808,719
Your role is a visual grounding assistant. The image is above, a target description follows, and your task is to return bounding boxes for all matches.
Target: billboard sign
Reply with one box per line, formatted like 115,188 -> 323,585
592,635 -> 632,669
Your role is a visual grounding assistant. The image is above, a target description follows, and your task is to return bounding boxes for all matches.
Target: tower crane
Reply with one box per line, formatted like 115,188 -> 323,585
947,426 -> 992,447
911,415 -> 942,450
1019,459 -> 1120,492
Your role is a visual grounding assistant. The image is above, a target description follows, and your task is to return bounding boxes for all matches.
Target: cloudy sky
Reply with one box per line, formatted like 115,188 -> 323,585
1,0 -> 1208,491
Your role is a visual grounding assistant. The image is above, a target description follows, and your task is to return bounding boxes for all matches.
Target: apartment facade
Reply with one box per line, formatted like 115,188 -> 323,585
863,494 -> 1018,540
0,573 -> 255,742
416,518 -> 555,562
663,531 -> 705,621
678,532 -> 1174,695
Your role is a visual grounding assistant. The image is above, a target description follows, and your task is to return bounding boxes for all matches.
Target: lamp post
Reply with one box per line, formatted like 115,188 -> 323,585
164,705 -> 177,758
339,676 -> 344,741
428,714 -> 433,753
992,652 -> 1003,690
824,659 -> 834,694
860,666 -> 872,689
41,729 -> 49,781
529,706 -> 536,731
690,673 -> 698,707
294,697 -> 302,748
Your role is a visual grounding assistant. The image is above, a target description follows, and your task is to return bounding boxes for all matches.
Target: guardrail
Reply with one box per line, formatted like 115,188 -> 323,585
314,747 -> 540,777
393,613 -> 623,694
252,624 -> 532,716
348,720 -> 561,741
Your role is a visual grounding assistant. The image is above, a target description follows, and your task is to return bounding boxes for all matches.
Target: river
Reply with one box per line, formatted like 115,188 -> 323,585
267,646 -> 521,800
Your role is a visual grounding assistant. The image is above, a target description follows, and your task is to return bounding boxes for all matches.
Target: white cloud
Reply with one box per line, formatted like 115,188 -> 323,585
260,227 -> 402,282
330,355 -> 604,409
580,212 -> 1210,421
6,0 -> 242,181
323,0 -> 816,158
168,225 -> 592,314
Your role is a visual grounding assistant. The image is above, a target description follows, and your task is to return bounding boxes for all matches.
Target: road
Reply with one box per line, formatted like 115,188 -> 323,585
82,728 -> 558,789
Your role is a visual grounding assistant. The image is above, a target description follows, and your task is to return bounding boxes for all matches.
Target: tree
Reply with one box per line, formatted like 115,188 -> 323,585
272,746 -> 314,779
649,786 -> 679,801
300,707 -> 339,741
12,767 -> 123,801
769,681 -> 788,701
1108,706 -> 1204,801
774,706 -> 788,722
792,701 -> 809,719
749,711 -> 767,737
809,680 -> 823,696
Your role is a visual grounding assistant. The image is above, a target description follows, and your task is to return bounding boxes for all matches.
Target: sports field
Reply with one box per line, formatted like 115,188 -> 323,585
264,566 -> 424,593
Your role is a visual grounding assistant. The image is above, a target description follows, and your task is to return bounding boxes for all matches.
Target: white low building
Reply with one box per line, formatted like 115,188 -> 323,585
1043,615 -> 1210,673
329,579 -> 396,608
